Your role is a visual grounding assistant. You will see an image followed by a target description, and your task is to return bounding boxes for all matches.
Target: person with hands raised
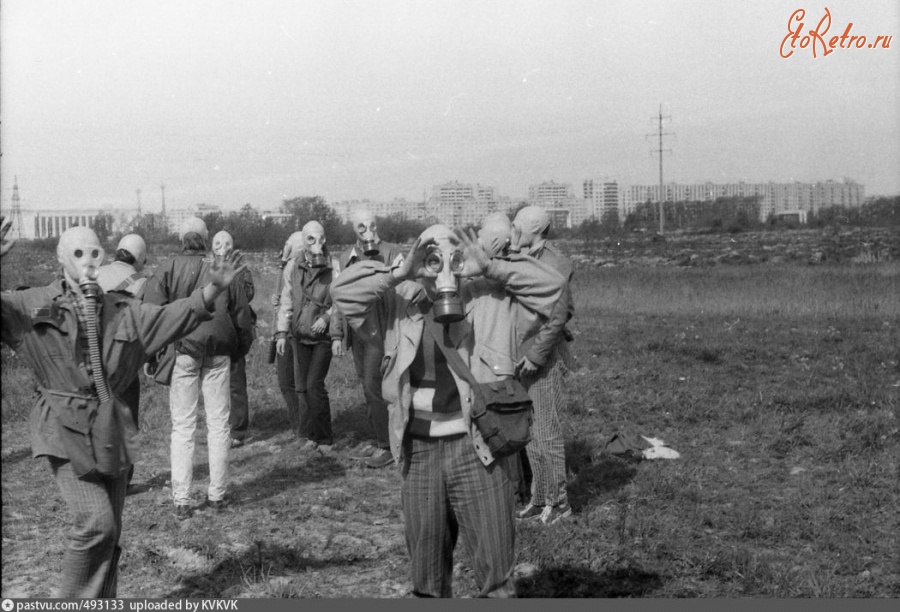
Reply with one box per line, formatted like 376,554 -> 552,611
143,218 -> 254,520
330,222 -> 564,598
1,220 -> 246,597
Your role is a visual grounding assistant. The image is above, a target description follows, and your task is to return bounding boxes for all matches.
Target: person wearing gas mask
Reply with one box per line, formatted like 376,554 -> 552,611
97,233 -> 148,299
330,223 -> 564,598
211,230 -> 257,448
96,233 -> 149,489
0,218 -> 246,597
335,208 -> 404,468
271,231 -> 305,437
275,221 -> 343,452
143,218 -> 254,519
510,206 -> 576,525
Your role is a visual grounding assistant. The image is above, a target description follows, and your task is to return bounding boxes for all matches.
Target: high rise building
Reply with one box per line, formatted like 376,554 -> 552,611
527,180 -> 583,228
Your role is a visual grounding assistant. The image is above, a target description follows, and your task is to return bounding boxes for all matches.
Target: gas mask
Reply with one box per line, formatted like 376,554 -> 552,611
58,227 -> 106,299
418,225 -> 466,324
478,213 -> 513,259
512,205 -> 551,255
212,230 -> 234,261
352,210 -> 380,257
57,227 -> 111,402
302,221 -> 328,268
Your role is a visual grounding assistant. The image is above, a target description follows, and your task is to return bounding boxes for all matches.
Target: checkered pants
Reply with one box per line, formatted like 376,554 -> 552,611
522,347 -> 568,507
50,457 -> 127,598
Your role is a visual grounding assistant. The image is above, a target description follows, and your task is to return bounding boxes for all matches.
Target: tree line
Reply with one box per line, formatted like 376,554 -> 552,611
24,194 -> 900,252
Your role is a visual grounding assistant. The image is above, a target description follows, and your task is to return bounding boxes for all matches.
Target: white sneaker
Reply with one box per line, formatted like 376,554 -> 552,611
540,503 -> 572,525
516,503 -> 544,521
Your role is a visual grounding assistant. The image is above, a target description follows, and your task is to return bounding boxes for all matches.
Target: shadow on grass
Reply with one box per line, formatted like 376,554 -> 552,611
162,541 -> 371,598
229,456 -> 347,504
566,439 -> 638,512
240,406 -> 293,445
332,402 -> 378,445
517,563 -> 664,598
240,402 -> 373,448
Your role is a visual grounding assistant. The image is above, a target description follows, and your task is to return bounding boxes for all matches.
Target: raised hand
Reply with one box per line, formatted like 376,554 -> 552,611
0,216 -> 15,257
392,236 -> 436,281
208,250 -> 247,290
454,227 -> 490,278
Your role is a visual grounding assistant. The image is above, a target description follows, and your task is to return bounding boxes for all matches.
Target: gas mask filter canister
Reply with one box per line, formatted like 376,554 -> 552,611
361,239 -> 379,257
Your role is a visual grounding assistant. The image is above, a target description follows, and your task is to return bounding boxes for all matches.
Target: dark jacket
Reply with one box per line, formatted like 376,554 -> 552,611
1,280 -> 213,461
144,250 -> 254,360
275,254 -> 342,345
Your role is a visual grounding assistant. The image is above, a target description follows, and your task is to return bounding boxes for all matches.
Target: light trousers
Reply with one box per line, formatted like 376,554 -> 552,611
169,352 -> 231,505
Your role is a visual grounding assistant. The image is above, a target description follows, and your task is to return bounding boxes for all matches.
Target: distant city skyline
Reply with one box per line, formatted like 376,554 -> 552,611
1,1 -> 898,213
14,175 -> 868,241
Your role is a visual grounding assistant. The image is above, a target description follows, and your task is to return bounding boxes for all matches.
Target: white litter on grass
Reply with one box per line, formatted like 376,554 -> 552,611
640,436 -> 681,460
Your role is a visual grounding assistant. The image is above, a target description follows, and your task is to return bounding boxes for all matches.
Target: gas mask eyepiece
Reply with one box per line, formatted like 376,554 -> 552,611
425,245 -> 466,324
424,245 -> 464,275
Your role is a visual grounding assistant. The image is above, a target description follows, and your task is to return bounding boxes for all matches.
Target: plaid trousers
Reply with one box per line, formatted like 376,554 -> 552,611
401,433 -> 517,598
522,346 -> 568,507
50,457 -> 127,598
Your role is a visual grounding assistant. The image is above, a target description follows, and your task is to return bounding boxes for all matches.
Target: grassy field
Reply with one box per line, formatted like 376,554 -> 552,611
1,243 -> 898,598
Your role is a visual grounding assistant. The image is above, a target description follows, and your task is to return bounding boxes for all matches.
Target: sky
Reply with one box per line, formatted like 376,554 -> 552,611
1,0 -> 898,215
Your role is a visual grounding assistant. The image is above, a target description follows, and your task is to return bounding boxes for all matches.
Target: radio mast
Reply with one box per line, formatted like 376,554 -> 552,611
10,176 -> 24,240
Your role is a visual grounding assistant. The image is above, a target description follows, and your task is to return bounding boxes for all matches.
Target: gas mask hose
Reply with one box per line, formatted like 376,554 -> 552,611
80,272 -> 111,403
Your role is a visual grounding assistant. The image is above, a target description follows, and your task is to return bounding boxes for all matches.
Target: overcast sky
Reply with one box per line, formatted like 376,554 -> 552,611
1,0 -> 898,214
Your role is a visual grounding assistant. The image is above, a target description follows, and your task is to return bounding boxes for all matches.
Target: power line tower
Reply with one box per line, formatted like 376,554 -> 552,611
136,188 -> 142,216
10,176 -> 24,241
647,104 -> 674,234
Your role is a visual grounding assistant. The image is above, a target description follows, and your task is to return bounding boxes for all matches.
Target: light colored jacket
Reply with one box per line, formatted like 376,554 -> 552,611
96,260 -> 147,299
518,240 -> 575,367
330,255 -> 564,466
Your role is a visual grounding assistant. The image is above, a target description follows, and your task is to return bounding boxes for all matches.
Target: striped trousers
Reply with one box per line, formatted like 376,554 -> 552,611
50,457 -> 127,598
522,346 -> 568,507
401,433 -> 516,598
